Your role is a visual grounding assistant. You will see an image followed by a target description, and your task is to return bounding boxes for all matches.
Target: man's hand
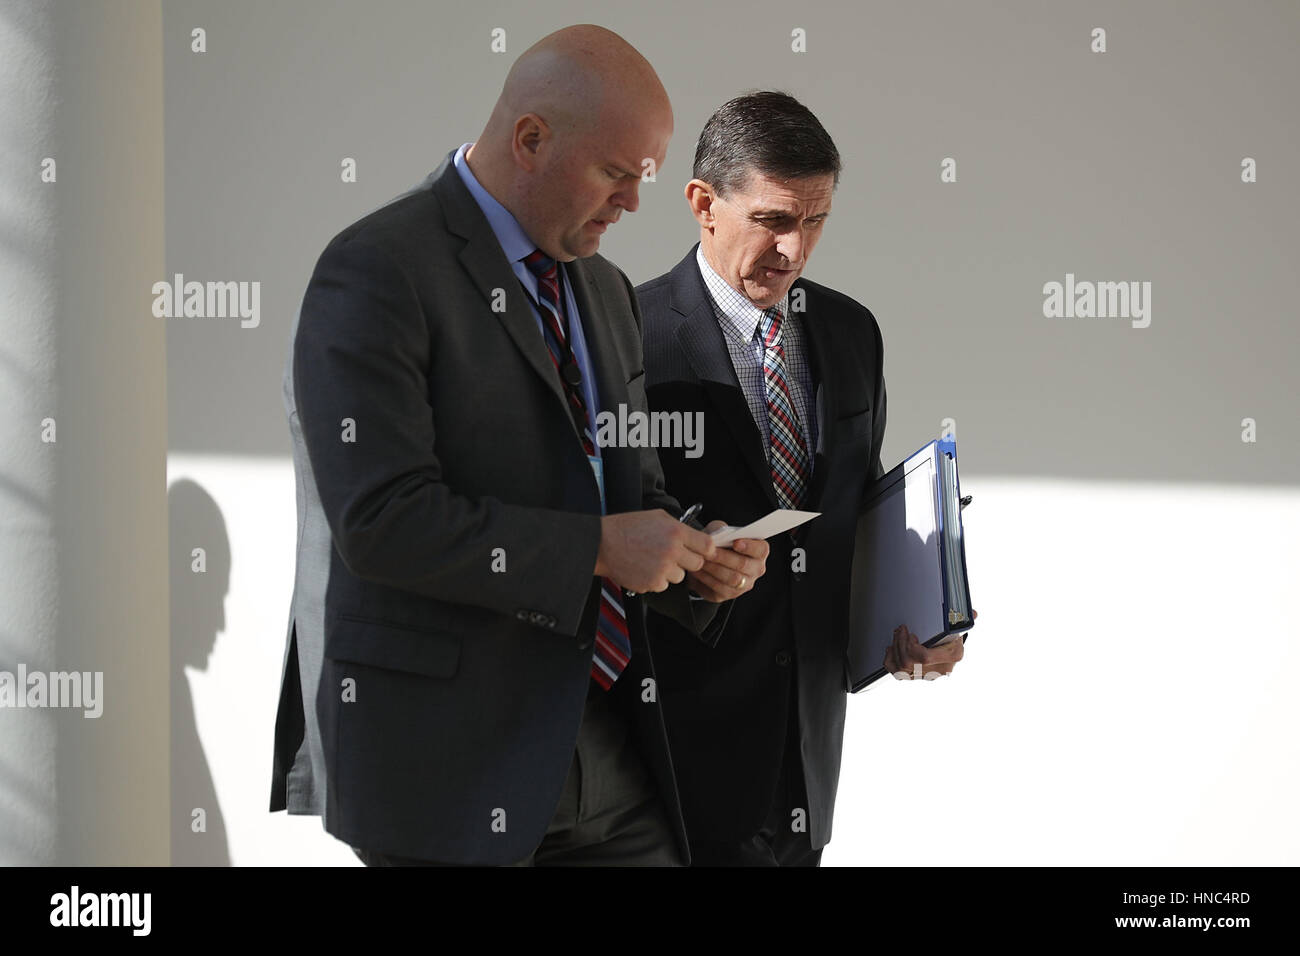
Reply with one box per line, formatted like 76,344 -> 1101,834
594,510 -> 719,594
883,610 -> 977,680
682,519 -> 769,602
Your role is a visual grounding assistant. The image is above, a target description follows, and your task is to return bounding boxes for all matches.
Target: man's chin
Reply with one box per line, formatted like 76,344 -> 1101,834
559,237 -> 601,261
746,279 -> 794,307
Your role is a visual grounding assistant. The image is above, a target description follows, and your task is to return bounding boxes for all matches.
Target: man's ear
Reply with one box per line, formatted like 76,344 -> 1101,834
685,179 -> 716,229
512,113 -> 549,171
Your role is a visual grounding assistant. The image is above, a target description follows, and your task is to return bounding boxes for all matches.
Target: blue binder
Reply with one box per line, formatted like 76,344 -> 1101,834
847,437 -> 974,691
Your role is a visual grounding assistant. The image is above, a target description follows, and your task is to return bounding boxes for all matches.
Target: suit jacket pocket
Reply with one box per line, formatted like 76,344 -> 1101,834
327,614 -> 461,679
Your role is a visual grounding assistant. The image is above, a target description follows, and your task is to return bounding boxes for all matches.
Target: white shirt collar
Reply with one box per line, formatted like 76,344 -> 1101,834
695,244 -> 789,344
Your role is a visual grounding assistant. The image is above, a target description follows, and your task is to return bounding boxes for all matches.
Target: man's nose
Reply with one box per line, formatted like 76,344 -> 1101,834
776,228 -> 808,267
613,179 -> 640,215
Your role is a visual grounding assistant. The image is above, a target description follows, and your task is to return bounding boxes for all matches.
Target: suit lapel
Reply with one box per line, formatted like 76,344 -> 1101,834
429,153 -> 575,432
669,248 -> 778,510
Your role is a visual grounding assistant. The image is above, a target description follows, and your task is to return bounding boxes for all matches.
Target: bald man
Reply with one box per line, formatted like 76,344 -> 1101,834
269,25 -> 768,866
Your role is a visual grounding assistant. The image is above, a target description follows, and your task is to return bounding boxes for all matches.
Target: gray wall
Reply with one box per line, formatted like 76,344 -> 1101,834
162,0 -> 1299,485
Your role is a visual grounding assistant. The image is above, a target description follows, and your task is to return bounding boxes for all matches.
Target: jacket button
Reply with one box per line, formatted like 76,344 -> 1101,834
578,640 -> 592,651
546,617 -> 556,629
516,609 -> 529,621
775,650 -> 792,667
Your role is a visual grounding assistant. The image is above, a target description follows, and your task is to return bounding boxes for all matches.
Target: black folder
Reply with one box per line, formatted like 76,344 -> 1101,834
847,438 -> 974,691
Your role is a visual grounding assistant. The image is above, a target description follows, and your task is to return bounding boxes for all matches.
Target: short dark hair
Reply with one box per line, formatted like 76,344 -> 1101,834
692,90 -> 841,197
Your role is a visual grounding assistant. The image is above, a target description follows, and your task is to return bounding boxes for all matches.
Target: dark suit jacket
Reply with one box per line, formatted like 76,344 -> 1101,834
636,244 -> 886,850
270,150 -> 715,865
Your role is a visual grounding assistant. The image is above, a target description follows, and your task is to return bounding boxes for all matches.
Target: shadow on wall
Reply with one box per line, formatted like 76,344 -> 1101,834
168,478 -> 230,865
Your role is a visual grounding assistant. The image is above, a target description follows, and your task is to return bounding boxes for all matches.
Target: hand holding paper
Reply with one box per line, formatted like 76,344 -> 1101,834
686,519 -> 771,601
684,510 -> 819,601
708,509 -> 821,547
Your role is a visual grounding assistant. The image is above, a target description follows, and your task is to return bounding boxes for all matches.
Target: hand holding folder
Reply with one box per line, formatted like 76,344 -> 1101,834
882,611 -> 975,680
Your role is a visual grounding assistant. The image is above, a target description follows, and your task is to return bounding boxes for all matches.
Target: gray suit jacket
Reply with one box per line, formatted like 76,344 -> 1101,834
269,150 -> 717,863
269,318 -> 330,815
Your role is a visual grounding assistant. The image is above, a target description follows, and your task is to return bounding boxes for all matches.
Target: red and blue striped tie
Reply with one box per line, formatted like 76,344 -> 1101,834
522,249 -> 630,689
758,305 -> 810,510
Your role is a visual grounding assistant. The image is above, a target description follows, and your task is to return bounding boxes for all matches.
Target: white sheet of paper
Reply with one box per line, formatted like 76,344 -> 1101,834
709,509 -> 821,546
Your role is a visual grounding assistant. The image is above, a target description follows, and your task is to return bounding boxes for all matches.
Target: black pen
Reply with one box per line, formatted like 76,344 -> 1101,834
626,503 -> 705,597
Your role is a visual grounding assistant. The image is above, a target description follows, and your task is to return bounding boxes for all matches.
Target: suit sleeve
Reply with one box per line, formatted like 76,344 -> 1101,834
615,267 -> 729,642
293,237 -> 602,637
871,376 -> 887,481
863,309 -> 889,503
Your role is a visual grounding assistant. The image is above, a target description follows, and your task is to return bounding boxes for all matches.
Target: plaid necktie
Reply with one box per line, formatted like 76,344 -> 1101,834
758,304 -> 811,510
522,249 -> 630,689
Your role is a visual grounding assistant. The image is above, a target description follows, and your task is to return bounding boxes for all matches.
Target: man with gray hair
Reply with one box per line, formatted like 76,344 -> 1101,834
637,90 -> 967,865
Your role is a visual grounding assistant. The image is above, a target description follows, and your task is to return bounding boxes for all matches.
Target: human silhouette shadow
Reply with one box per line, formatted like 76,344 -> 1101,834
168,478 -> 230,865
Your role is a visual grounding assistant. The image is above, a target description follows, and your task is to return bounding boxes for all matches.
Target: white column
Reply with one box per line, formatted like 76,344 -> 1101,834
0,0 -> 60,866
0,0 -> 169,865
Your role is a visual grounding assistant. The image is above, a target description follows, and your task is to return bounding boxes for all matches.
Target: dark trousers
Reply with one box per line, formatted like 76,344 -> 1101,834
687,674 -> 823,868
353,681 -> 682,867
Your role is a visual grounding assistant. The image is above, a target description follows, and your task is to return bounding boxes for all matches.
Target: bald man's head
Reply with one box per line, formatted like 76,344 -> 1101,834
466,25 -> 673,261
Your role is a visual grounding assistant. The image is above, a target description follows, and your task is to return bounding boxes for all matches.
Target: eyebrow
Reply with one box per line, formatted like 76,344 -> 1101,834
751,209 -> 831,220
